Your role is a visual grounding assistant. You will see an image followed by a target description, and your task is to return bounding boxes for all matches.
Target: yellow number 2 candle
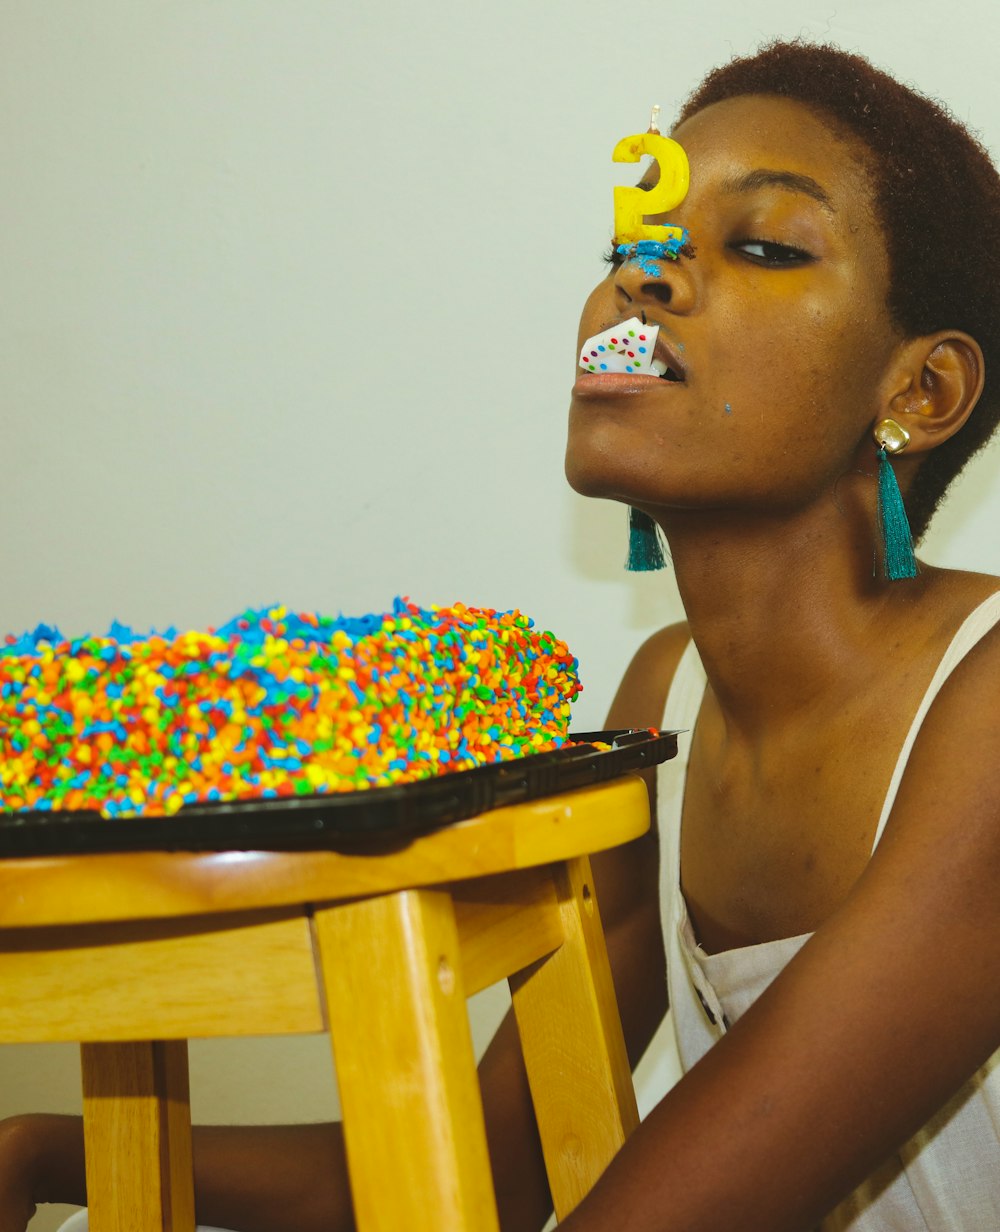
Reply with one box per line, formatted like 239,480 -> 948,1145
613,106 -> 690,244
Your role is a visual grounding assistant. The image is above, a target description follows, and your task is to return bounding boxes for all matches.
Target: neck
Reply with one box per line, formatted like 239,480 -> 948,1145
659,497 -> 924,736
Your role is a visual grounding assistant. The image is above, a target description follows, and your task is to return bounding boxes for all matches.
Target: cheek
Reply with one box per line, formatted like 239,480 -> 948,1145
708,290 -> 871,414
694,298 -> 884,492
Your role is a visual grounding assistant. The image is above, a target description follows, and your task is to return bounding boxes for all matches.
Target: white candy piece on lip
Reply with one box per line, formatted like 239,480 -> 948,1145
579,316 -> 659,375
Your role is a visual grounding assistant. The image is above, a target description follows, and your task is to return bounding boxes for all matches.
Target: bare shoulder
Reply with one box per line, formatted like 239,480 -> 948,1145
579,622 -> 694,1061
885,586 -> 1000,846
884,568 -> 1000,839
900,571 -> 1000,800
586,621 -> 689,939
604,620 -> 691,731
589,621 -> 690,933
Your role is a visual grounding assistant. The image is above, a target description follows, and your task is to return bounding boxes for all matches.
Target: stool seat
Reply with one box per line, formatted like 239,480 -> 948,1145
0,776 -> 650,1231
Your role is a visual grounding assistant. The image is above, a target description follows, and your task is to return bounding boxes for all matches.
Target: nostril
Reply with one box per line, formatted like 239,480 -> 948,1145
646,284 -> 672,304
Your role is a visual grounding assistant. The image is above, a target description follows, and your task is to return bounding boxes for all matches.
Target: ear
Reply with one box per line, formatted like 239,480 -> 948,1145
880,331 -> 985,454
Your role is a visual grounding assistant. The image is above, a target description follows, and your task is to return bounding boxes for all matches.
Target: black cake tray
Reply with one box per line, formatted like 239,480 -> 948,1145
0,729 -> 679,857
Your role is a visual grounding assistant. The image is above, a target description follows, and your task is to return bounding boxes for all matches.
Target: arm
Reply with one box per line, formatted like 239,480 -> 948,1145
0,1117 -> 355,1232
559,628 -> 1000,1232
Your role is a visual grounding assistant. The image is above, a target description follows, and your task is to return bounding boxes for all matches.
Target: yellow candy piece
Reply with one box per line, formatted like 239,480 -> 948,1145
612,131 -> 690,244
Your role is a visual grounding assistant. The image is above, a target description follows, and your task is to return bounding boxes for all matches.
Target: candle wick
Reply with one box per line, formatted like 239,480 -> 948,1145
648,104 -> 661,135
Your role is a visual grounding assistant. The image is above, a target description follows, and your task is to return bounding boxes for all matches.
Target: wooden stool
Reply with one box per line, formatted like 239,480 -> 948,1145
0,776 -> 649,1231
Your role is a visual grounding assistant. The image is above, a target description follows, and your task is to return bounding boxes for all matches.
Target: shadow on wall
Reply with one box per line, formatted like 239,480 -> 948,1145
566,490 -> 686,633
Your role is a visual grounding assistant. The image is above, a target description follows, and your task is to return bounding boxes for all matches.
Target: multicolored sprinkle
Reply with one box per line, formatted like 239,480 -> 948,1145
0,600 -> 582,818
579,316 -> 657,374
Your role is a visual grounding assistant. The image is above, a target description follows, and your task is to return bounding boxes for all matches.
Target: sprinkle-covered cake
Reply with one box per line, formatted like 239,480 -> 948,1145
0,599 -> 582,818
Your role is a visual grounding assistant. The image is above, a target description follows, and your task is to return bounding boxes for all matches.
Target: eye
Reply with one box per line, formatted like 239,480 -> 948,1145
731,238 -> 813,266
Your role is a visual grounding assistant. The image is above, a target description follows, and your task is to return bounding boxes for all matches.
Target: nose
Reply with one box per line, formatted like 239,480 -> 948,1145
612,251 -> 696,315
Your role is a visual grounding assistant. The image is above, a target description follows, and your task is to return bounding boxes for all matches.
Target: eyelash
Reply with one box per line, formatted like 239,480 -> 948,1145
602,242 -> 624,268
729,238 -> 813,266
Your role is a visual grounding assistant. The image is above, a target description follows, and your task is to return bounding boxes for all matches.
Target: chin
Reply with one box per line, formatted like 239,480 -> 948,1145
564,449 -> 615,500
565,402 -> 669,497
564,455 -> 646,507
565,419 -> 627,498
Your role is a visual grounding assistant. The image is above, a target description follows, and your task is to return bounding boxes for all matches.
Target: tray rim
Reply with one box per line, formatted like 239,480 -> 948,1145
0,729 -> 680,857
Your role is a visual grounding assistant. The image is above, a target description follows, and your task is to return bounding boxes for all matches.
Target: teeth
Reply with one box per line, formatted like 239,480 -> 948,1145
650,359 -> 668,377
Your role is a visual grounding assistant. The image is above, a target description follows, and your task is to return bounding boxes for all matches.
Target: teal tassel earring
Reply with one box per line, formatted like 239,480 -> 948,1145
626,507 -> 667,571
873,418 -> 918,580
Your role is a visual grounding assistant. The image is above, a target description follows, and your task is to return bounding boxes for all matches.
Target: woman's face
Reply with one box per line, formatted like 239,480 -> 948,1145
566,94 -> 902,517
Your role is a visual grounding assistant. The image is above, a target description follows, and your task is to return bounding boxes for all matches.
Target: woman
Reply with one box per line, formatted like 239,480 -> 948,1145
4,40 -> 1000,1232
560,40 -> 1000,1230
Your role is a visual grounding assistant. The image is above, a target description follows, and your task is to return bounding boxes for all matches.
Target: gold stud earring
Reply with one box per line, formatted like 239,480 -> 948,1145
873,418 -> 911,454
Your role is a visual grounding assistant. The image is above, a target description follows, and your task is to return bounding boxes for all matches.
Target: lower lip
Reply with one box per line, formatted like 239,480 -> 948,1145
572,373 -> 683,396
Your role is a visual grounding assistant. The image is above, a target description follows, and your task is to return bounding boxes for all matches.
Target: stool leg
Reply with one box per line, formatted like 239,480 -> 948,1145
314,888 -> 500,1232
81,1040 -> 195,1232
509,855 -> 640,1220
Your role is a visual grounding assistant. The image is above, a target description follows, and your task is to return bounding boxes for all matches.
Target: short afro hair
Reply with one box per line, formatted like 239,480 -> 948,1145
677,41 -> 1000,541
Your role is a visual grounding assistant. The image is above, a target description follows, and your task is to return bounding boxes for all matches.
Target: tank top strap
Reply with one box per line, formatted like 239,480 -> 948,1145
657,636 -> 708,855
871,589 -> 1000,854
662,635 -> 708,734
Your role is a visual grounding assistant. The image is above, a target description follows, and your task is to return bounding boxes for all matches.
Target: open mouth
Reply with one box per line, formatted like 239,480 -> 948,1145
578,316 -> 687,383
651,360 -> 684,382
650,335 -> 687,383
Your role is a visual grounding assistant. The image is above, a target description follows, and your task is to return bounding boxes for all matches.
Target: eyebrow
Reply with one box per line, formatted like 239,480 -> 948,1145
720,168 -> 836,212
636,167 -> 837,215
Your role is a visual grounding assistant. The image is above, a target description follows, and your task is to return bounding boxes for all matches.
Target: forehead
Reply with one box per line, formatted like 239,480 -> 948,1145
672,94 -> 878,220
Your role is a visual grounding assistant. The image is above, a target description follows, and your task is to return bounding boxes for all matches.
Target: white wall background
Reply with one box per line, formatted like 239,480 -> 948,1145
2,2 -> 999,1228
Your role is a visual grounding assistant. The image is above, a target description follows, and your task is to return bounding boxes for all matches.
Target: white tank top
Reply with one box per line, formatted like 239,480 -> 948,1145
657,591 -> 1000,1230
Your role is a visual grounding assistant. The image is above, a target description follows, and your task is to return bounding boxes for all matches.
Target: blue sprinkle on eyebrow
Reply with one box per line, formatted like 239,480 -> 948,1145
616,229 -> 691,279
